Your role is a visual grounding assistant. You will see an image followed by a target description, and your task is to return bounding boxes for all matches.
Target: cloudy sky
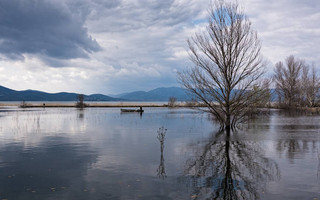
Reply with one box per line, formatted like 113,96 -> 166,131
0,0 -> 319,95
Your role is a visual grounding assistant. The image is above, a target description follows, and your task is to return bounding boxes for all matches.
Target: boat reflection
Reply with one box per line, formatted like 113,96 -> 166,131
185,130 -> 280,200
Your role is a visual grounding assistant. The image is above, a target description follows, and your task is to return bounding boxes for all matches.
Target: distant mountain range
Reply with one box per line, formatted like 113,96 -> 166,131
0,85 -> 191,102
111,87 -> 278,102
0,85 -> 279,102
110,87 -> 191,101
0,85 -> 120,101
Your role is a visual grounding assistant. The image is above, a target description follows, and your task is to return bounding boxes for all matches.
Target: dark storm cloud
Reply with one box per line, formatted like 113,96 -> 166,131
0,0 -> 101,61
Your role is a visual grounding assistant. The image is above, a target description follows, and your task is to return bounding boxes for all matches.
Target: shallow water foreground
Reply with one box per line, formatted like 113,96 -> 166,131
0,107 -> 319,200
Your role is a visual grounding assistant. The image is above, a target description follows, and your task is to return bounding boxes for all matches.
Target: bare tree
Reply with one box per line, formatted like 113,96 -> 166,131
273,56 -> 305,108
251,78 -> 271,108
301,64 -> 310,106
168,97 -> 177,108
178,0 -> 264,130
76,94 -> 86,108
304,64 -> 320,107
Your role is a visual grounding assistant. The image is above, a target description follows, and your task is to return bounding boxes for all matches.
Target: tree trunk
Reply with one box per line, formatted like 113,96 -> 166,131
223,129 -> 231,199
226,114 -> 231,131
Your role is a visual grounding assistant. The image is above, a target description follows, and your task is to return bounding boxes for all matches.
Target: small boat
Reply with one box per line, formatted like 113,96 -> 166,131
120,108 -> 144,113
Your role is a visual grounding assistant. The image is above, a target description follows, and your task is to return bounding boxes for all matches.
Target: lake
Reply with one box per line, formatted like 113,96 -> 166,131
0,107 -> 319,200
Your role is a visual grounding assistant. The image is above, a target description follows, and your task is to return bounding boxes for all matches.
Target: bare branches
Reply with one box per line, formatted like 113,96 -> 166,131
76,94 -> 86,108
178,0 -> 264,130
305,64 -> 320,107
273,56 -> 320,108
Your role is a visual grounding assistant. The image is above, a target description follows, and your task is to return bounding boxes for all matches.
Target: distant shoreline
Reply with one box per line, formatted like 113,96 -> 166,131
1,102 -> 319,114
0,102 -> 196,108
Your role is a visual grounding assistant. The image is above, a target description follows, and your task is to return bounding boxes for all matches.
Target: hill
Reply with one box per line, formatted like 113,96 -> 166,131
114,87 -> 192,101
0,85 -> 119,101
0,85 -> 277,102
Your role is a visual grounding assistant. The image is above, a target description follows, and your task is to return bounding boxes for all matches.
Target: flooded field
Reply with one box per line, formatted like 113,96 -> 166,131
0,107 -> 319,200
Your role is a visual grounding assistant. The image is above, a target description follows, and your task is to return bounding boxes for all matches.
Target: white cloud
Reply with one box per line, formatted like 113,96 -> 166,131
242,0 -> 320,70
0,0 -> 319,94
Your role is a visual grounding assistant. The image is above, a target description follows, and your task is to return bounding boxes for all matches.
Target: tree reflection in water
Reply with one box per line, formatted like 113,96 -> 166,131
77,109 -> 84,119
157,127 -> 167,179
185,130 -> 280,200
318,150 -> 320,178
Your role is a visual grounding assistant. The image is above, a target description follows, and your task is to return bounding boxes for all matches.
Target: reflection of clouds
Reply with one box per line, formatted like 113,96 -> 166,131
0,109 -> 87,147
84,169 -> 190,200
0,137 -> 98,199
0,107 -> 219,199
185,131 -> 280,200
0,107 -> 319,198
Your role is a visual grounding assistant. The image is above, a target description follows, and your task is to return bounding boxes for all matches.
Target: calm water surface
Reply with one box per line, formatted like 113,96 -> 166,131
0,107 -> 319,200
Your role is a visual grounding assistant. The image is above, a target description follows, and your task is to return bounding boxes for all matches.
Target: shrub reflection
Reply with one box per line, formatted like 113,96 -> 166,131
157,127 -> 167,179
